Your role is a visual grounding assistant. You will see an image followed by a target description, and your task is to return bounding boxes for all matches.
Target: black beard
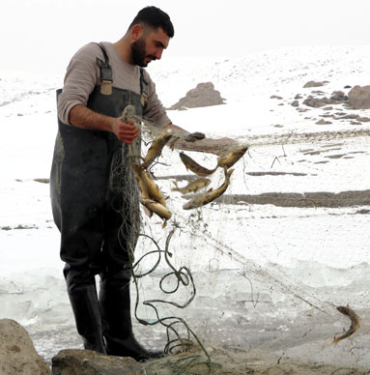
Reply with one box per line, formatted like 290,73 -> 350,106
131,38 -> 148,67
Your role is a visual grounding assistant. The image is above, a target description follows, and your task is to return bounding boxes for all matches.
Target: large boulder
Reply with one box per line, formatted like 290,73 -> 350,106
52,349 -> 145,375
0,319 -> 50,375
348,85 -> 370,109
170,82 -> 225,110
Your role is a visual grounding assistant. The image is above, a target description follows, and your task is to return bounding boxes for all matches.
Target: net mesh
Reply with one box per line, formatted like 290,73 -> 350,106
109,111 -> 370,373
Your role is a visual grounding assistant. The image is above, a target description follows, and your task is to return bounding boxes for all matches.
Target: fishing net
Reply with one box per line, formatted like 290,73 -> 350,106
108,109 -> 370,374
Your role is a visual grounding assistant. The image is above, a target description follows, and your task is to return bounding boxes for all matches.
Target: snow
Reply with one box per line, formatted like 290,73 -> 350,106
0,45 -> 369,367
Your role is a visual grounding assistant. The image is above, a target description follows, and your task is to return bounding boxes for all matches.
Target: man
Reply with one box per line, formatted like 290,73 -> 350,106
50,6 -> 203,361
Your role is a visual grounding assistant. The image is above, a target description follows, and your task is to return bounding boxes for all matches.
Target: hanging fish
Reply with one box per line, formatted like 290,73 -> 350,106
179,152 -> 217,177
140,198 -> 172,228
217,145 -> 248,169
172,178 -> 211,194
142,132 -> 173,169
183,168 -> 234,210
132,163 -> 152,217
132,163 -> 167,207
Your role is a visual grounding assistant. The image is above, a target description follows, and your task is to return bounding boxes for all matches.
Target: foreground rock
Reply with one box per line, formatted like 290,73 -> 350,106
170,82 -> 225,109
348,85 -> 370,109
0,319 -> 50,375
52,349 -> 145,375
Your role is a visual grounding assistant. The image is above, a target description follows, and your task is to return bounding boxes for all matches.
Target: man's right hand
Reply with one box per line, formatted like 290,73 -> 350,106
111,118 -> 141,144
68,105 -> 140,145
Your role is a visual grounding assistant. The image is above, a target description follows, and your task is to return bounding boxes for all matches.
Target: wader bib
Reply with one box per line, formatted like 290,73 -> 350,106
50,44 -> 148,290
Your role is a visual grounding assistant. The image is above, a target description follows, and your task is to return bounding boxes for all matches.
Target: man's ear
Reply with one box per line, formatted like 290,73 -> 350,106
131,24 -> 144,41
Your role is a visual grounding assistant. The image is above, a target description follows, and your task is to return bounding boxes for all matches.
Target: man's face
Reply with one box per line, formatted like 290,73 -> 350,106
131,27 -> 170,67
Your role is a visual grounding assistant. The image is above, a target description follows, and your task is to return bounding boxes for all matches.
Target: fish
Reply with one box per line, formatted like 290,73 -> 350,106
183,168 -> 234,210
132,163 -> 167,207
142,132 -> 173,169
140,198 -> 172,228
132,163 -> 152,217
333,305 -> 360,344
217,145 -> 248,169
172,178 -> 211,194
179,152 -> 217,177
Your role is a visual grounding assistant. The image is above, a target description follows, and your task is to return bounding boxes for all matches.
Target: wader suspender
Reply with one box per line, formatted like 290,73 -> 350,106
95,43 -> 149,105
96,44 -> 113,95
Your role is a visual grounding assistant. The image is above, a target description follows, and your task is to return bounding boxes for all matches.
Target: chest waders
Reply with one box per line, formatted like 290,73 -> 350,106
50,44 -> 163,359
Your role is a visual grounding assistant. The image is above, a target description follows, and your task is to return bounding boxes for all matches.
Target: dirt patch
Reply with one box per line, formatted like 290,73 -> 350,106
215,190 -> 370,208
246,172 -> 308,177
238,129 -> 370,149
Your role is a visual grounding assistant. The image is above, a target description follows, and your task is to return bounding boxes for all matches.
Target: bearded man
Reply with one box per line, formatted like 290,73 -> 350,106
50,6 -> 202,361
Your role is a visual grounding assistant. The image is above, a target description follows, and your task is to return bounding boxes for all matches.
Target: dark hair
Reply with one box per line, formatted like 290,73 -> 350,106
129,6 -> 174,38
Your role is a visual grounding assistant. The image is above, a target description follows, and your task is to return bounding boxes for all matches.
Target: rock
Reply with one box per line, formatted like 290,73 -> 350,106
303,80 -> 328,88
303,95 -> 332,108
316,119 -> 332,125
170,82 -> 225,110
270,95 -> 283,100
0,319 -> 50,375
357,116 -> 370,122
312,90 -> 325,95
337,114 -> 370,122
294,94 -> 303,99
303,91 -> 347,108
52,349 -> 145,375
330,90 -> 345,101
291,100 -> 299,107
348,85 -> 370,109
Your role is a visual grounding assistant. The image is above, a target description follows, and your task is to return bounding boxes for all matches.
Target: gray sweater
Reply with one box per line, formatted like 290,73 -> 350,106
57,41 -> 171,127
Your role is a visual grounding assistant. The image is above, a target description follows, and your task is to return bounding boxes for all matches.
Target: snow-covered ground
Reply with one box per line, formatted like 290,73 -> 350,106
1,46 -> 369,368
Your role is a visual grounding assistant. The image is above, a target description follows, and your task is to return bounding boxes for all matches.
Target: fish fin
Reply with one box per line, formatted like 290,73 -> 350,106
144,207 -> 153,218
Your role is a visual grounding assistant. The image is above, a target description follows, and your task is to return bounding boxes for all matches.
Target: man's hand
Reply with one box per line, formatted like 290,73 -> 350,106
68,105 -> 140,145
111,118 -> 140,144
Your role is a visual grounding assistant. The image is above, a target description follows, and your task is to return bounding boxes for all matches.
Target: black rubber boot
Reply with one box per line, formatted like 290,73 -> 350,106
99,274 -> 164,361
68,285 -> 106,354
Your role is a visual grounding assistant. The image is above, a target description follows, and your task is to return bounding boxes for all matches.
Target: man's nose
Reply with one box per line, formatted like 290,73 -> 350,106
154,49 -> 163,60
